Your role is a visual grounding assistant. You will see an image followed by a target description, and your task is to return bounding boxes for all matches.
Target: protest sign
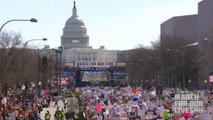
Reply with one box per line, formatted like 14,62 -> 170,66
67,98 -> 78,110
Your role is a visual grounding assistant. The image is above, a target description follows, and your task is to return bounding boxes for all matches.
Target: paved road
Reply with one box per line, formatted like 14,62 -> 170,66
40,100 -> 64,120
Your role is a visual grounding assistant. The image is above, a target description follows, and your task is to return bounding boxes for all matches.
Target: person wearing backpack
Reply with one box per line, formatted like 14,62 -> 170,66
44,111 -> 51,120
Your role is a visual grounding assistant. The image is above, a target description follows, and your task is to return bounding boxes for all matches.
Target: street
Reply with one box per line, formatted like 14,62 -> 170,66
40,100 -> 64,120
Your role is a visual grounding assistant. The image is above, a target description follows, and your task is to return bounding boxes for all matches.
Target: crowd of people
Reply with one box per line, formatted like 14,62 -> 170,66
0,88 -> 51,120
50,86 -> 213,120
1,85 -> 213,120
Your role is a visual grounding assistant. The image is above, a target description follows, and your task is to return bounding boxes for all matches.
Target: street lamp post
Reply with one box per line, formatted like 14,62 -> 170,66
167,49 -> 185,89
21,38 -> 47,90
36,45 -> 50,92
23,38 -> 47,48
52,47 -> 63,95
58,47 -> 63,88
0,18 -> 38,96
21,38 -> 47,65
0,18 -> 37,33
1,38 -> 47,96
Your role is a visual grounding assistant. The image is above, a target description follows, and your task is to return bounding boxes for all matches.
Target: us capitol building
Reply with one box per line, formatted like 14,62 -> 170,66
61,1 -> 118,67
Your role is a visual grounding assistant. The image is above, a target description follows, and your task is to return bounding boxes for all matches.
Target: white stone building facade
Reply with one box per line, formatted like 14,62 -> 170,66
63,47 -> 117,67
61,1 -> 118,66
61,1 -> 90,49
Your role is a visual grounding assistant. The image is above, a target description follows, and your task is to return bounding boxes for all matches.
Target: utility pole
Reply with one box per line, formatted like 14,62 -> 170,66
55,51 -> 59,95
52,47 -> 62,95
59,47 -> 62,92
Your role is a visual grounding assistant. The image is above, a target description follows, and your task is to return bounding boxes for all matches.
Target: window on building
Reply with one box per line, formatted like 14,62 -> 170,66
72,40 -> 79,43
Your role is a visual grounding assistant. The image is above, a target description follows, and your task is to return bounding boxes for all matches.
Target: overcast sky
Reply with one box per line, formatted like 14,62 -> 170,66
0,0 -> 202,50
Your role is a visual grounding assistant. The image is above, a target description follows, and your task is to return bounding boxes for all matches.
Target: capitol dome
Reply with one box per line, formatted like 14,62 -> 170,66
61,1 -> 89,49
65,16 -> 85,27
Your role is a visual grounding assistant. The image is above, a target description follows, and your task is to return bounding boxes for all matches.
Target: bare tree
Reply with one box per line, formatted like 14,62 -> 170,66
126,44 -> 161,87
0,32 -> 24,91
0,32 -> 55,92
159,35 -> 200,89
